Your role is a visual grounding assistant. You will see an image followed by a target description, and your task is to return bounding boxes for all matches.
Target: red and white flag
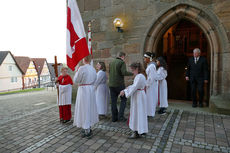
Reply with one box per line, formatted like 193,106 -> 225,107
67,0 -> 89,71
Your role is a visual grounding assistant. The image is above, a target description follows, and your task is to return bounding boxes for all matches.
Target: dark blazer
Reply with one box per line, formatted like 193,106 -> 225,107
186,56 -> 208,82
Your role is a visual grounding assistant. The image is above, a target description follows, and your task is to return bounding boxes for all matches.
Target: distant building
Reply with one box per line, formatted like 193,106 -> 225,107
48,63 -> 63,81
32,58 -> 51,87
0,51 -> 24,92
14,56 -> 38,89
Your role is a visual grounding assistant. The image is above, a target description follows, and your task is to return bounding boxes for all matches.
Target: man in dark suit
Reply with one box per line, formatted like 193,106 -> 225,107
186,48 -> 208,107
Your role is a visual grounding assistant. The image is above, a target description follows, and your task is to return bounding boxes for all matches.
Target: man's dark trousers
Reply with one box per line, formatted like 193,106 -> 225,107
190,78 -> 204,105
110,85 -> 127,121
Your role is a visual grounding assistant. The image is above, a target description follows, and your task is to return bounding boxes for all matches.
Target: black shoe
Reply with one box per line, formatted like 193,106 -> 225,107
81,130 -> 86,138
192,104 -> 197,108
81,134 -> 86,138
199,103 -> 203,107
158,108 -> 163,114
119,117 -> 127,122
86,130 -> 93,139
159,111 -> 166,115
159,108 -> 167,115
112,119 -> 118,122
128,131 -> 139,139
63,120 -> 70,123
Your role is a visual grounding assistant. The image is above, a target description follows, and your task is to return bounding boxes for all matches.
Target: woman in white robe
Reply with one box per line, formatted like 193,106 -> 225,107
144,52 -> 158,117
120,62 -> 148,139
95,62 -> 109,115
73,56 -> 99,138
155,57 -> 168,115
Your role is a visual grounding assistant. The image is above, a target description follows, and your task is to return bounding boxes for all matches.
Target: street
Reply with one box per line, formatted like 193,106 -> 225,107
0,90 -> 230,153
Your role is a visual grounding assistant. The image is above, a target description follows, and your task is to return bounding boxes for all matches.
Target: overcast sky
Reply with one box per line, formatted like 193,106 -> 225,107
0,0 -> 67,63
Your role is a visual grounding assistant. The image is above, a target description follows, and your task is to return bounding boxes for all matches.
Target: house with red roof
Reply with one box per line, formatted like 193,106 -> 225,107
14,56 -> 38,89
31,58 -> 51,87
0,51 -> 24,92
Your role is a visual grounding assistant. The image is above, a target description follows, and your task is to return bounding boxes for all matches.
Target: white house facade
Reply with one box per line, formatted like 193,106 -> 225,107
0,51 -> 23,92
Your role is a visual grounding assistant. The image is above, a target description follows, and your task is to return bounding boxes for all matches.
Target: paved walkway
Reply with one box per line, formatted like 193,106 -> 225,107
0,89 -> 57,124
0,91 -> 230,153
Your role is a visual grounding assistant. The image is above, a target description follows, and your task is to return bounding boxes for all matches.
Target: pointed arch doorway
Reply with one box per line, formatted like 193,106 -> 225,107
157,19 -> 210,101
142,4 -> 224,106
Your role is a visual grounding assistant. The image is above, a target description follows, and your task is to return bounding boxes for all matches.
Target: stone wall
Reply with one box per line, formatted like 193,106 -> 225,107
72,0 -> 230,110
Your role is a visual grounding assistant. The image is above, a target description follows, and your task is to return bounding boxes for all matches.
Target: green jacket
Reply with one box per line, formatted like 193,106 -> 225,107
109,58 -> 133,87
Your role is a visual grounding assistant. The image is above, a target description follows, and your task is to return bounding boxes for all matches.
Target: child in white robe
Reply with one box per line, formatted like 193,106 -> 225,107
95,62 -> 109,116
144,52 -> 158,117
73,55 -> 99,138
120,62 -> 148,139
155,57 -> 168,115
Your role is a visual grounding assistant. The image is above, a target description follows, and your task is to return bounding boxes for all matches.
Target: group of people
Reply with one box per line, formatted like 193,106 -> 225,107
56,48 -> 208,139
110,52 -> 168,138
56,51 -> 168,139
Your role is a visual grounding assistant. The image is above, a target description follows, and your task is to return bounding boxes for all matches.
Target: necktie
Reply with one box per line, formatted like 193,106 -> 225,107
195,58 -> 197,64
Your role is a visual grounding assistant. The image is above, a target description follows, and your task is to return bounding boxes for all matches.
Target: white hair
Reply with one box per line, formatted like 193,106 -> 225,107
193,48 -> 201,53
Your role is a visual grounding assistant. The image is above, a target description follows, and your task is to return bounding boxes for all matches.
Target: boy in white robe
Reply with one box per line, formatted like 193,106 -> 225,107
73,55 -> 99,138
120,62 -> 148,139
95,62 -> 109,116
155,57 -> 168,115
144,52 -> 158,117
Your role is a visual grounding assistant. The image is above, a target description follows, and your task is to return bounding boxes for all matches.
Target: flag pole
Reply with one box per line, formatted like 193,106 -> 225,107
88,19 -> 95,66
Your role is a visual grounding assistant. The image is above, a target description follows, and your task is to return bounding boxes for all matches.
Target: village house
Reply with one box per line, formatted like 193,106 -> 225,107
31,58 -> 51,87
14,56 -> 38,89
0,51 -> 23,92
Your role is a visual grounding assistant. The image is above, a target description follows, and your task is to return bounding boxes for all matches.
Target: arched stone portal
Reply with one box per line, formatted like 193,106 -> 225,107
142,3 -> 229,112
158,19 -> 210,102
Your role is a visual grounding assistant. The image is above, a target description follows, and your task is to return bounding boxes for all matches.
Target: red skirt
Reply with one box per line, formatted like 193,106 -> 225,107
59,105 -> 72,120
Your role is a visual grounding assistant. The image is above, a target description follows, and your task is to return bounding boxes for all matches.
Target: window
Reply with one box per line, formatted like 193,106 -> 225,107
11,77 -> 17,83
8,66 -> 13,71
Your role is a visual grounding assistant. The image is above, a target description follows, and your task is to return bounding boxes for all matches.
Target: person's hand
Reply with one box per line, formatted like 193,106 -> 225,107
185,77 -> 189,81
204,80 -> 208,83
56,83 -> 59,88
119,90 -> 125,97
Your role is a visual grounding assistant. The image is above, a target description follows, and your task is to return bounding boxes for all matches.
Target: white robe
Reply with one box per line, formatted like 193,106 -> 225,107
155,67 -> 168,108
145,63 -> 158,117
95,70 -> 109,115
58,84 -> 72,106
124,74 -> 148,134
73,64 -> 99,129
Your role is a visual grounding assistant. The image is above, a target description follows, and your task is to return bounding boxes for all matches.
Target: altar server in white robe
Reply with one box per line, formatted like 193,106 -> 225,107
144,52 -> 158,117
95,62 -> 109,115
155,57 -> 168,115
56,67 -> 73,123
120,62 -> 148,139
73,55 -> 99,138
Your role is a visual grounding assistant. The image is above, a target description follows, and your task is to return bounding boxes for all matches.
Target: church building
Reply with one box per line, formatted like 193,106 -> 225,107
77,0 -> 230,114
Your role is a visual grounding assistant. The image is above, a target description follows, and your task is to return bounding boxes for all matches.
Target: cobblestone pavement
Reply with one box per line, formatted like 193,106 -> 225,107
1,91 -> 230,153
0,89 -> 57,124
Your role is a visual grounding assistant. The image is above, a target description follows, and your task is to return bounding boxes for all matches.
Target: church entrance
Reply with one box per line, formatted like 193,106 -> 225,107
156,19 -> 210,102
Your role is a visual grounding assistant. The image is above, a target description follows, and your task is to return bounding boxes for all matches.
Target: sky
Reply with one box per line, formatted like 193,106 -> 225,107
0,0 -> 67,63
